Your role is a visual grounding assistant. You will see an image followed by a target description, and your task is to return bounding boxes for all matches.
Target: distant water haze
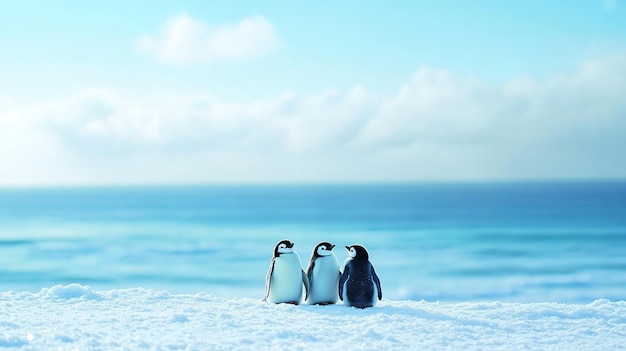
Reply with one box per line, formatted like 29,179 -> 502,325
1,182 -> 625,303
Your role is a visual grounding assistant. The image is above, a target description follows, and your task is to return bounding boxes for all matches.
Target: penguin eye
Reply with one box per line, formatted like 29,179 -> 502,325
279,244 -> 286,249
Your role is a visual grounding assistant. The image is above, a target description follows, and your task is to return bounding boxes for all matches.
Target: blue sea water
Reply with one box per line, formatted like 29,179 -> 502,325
0,182 -> 625,303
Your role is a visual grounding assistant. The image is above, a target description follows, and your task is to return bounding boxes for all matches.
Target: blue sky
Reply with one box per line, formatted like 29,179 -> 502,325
0,1 -> 625,185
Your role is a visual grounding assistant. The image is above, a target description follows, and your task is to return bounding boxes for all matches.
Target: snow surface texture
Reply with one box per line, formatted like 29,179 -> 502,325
1,284 -> 625,351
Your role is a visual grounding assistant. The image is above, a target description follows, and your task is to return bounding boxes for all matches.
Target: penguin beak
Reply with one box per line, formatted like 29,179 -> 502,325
345,246 -> 350,251
287,241 -> 294,248
330,244 -> 335,250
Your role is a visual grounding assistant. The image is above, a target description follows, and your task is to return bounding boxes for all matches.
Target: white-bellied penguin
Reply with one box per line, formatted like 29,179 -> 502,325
305,241 -> 340,305
265,239 -> 310,304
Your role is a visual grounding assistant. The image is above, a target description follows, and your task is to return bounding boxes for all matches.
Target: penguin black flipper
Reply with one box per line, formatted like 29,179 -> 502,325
338,264 -> 350,301
371,265 -> 382,300
264,258 -> 276,301
301,269 -> 310,300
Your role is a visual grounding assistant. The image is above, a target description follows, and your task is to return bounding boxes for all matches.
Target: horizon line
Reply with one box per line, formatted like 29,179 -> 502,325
1,177 -> 626,190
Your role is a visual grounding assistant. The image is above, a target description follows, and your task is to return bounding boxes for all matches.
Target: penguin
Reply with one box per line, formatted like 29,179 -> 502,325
338,244 -> 382,308
265,239 -> 310,304
305,241 -> 340,305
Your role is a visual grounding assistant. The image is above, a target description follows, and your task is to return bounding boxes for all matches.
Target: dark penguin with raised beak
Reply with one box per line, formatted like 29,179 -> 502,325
338,244 -> 382,308
265,239 -> 310,304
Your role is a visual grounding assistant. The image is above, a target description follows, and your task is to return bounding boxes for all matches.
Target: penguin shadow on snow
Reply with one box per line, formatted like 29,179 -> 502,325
265,240 -> 383,309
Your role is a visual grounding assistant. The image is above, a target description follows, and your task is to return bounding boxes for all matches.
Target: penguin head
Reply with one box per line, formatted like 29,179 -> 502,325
345,244 -> 369,260
313,241 -> 335,257
274,239 -> 294,256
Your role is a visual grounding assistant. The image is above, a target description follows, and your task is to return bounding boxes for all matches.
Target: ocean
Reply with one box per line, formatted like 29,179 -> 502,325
1,182 -> 625,303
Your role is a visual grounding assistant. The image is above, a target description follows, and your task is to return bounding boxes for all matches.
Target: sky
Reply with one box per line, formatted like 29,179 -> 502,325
0,0 -> 625,185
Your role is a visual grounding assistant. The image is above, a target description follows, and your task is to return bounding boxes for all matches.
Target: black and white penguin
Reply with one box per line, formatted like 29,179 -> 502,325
338,244 -> 382,308
305,241 -> 340,305
265,239 -> 310,304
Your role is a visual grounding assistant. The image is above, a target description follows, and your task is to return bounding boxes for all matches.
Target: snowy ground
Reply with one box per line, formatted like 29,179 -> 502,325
1,285 -> 625,351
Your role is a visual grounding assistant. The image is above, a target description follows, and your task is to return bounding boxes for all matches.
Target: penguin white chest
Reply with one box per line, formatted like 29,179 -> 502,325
268,253 -> 303,303
308,255 -> 340,304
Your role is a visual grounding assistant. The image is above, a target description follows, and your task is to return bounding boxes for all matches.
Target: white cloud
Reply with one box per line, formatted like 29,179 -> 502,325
1,53 -> 626,185
355,69 -> 499,149
137,14 -> 280,64
19,87 -> 377,156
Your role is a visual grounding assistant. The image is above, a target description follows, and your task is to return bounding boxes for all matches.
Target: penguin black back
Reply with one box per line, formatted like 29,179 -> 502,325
339,244 -> 382,308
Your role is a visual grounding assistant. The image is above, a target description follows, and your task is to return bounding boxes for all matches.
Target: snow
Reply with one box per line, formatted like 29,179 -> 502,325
1,284 -> 625,350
